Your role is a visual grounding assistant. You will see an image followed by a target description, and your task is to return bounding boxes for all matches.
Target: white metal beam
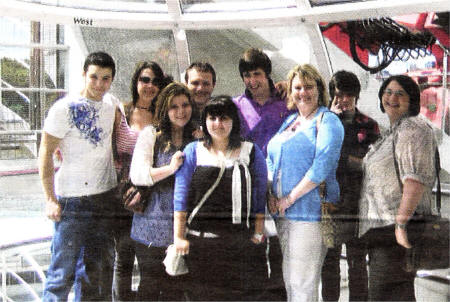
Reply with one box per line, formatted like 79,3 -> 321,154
0,0 -> 448,30
295,0 -> 332,81
167,0 -> 190,80
0,0 -> 173,30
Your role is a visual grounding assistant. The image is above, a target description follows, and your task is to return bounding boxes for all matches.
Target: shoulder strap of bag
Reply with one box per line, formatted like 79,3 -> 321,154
392,130 -> 441,214
316,111 -> 324,133
435,149 -> 441,213
315,112 -> 326,199
186,150 -> 230,226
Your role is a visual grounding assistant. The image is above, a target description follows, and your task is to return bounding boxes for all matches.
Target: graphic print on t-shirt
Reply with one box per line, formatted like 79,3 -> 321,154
68,102 -> 104,146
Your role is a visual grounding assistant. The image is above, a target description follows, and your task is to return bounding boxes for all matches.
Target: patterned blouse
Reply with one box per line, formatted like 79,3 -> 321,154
358,115 -> 437,237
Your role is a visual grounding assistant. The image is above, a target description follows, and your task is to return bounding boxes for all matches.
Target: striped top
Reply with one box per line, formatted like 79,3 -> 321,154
116,112 -> 140,155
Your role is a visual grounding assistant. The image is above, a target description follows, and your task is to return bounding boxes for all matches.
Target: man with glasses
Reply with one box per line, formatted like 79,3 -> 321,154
39,51 -> 119,301
321,70 -> 380,302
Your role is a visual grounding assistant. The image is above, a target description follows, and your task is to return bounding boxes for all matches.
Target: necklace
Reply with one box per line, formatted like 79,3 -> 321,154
135,105 -> 149,110
291,107 -> 318,132
299,107 -> 318,121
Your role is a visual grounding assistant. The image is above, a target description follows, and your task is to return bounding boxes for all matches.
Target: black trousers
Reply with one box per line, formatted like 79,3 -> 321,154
184,231 -> 269,301
112,213 -> 136,301
321,236 -> 368,301
267,236 -> 287,301
363,225 -> 417,301
135,244 -> 186,301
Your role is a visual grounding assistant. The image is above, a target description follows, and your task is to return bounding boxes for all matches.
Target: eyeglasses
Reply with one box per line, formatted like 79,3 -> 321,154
383,89 -> 407,98
139,76 -> 161,86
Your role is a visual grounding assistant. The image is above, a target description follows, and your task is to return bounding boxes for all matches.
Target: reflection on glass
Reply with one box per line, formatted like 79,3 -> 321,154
0,17 -> 30,45
181,0 -> 296,13
186,26 -> 312,97
310,0 -> 375,6
14,0 -> 167,13
80,27 -> 178,101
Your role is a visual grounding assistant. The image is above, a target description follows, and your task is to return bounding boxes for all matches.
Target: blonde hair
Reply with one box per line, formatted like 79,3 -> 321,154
286,64 -> 329,110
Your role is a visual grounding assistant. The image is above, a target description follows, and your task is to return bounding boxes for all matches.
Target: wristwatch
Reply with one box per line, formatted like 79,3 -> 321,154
395,222 -> 407,230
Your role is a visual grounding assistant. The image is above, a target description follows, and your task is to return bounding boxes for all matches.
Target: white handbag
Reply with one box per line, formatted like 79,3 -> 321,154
163,152 -> 227,276
163,244 -> 189,276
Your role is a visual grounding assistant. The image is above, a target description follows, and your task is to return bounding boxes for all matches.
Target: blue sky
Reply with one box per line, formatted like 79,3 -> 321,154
0,17 -> 30,60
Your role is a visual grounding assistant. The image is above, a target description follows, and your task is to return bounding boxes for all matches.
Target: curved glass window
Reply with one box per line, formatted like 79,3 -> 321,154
186,25 -> 315,97
80,27 -> 178,102
309,0 -> 377,6
181,0 -> 296,13
15,0 -> 168,13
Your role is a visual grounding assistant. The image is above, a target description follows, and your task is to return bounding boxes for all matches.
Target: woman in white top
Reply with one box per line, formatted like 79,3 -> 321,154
129,82 -> 195,300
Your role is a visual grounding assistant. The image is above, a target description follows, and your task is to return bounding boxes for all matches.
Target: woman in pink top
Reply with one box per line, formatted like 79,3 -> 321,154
113,61 -> 172,301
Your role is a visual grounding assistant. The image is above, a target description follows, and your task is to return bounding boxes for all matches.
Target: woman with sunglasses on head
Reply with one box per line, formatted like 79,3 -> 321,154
127,82 -> 195,300
112,61 -> 172,300
173,95 -> 269,301
358,75 -> 437,301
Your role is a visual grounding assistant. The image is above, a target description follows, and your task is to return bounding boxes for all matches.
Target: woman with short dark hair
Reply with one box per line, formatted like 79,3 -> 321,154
359,75 -> 437,301
173,95 -> 269,301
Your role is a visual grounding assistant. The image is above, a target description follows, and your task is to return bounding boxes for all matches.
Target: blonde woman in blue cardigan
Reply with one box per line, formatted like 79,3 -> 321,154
266,64 -> 344,302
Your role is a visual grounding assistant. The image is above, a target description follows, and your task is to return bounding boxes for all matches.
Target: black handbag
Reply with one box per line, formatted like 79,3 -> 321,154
404,214 -> 449,272
116,154 -> 151,214
121,181 -> 151,213
393,138 -> 449,271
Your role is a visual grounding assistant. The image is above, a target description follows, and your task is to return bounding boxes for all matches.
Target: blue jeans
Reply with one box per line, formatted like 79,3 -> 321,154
42,190 -> 115,302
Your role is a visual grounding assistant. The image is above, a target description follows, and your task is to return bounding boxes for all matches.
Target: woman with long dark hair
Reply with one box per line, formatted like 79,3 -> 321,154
112,61 -> 172,300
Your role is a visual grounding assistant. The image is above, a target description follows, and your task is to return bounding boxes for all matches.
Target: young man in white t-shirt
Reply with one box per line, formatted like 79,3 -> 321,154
39,51 -> 119,301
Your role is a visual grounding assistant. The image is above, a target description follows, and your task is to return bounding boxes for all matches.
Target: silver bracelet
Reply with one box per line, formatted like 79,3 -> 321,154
286,194 -> 294,205
395,222 -> 407,230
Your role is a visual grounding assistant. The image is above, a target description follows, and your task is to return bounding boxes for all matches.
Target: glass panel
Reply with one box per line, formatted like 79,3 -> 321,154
186,25 -> 315,97
15,0 -> 167,13
0,17 -> 30,45
324,37 -> 390,127
181,0 -> 296,13
80,27 -> 178,102
324,14 -> 448,133
309,0 -> 377,6
1,47 -> 33,123
1,17 -> 68,163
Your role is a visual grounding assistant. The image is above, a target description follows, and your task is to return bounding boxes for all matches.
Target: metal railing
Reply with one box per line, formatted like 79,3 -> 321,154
0,235 -> 448,302
1,237 -> 51,302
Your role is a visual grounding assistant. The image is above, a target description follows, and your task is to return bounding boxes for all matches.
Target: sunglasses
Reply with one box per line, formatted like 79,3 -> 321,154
139,76 -> 161,86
